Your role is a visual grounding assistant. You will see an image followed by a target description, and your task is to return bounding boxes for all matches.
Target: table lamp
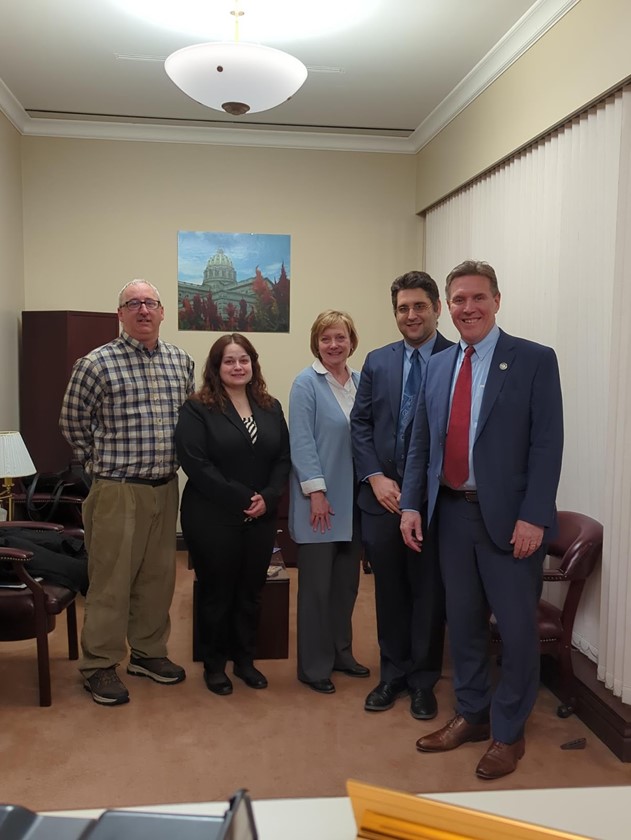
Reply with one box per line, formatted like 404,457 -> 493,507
0,431 -> 36,521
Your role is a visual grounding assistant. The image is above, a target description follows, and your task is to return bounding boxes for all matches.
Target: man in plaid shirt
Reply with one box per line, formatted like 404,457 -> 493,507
60,279 -> 195,705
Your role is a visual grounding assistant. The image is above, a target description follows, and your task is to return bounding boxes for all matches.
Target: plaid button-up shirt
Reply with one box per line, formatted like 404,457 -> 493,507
60,331 -> 195,479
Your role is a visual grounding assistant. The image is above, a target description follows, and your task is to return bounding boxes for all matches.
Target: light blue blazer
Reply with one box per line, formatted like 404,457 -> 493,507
288,365 -> 360,544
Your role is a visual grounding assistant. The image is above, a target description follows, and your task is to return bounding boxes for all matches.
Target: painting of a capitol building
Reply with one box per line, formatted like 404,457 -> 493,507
177,233 -> 290,333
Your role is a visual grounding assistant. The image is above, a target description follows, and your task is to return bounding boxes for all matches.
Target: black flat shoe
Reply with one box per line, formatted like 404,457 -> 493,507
234,664 -> 268,689
333,663 -> 371,678
410,688 -> 438,720
204,670 -> 233,695
364,680 -> 407,711
300,678 -> 336,694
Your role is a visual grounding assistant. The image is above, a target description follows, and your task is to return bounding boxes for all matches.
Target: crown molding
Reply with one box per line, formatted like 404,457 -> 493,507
0,0 -> 579,155
409,0 -> 580,152
0,77 -> 29,133
16,117 -> 419,154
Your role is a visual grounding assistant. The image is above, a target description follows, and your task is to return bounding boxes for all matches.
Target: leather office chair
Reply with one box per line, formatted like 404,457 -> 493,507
12,489 -> 84,528
490,510 -> 603,718
0,521 -> 79,706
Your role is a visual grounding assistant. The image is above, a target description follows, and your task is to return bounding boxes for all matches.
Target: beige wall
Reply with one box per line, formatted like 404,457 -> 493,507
21,137 -> 420,407
0,111 -> 24,430
415,0 -> 631,210
16,0 -> 631,409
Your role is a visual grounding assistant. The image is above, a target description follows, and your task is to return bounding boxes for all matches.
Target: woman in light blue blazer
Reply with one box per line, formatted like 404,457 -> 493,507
289,310 -> 369,693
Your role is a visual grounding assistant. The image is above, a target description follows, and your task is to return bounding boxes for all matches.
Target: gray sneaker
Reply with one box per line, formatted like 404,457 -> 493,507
127,656 -> 186,684
84,667 -> 130,705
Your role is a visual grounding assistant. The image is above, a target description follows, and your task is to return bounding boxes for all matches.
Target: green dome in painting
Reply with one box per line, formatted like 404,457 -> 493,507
202,249 -> 237,287
207,248 -> 234,268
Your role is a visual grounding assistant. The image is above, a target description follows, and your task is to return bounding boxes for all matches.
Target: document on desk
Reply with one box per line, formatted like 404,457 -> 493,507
347,780 -> 590,840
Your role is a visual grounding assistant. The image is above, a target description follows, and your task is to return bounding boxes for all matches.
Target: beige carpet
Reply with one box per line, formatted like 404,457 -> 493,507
2,553 -> 631,813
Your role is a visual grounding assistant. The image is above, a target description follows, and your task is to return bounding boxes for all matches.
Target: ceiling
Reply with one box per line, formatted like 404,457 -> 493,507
0,0 -> 577,153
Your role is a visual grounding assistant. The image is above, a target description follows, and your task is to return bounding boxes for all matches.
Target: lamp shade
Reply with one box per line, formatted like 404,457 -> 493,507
0,431 -> 36,478
165,41 -> 308,116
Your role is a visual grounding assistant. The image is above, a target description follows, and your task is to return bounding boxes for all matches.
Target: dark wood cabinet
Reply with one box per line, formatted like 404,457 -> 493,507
20,310 -> 119,473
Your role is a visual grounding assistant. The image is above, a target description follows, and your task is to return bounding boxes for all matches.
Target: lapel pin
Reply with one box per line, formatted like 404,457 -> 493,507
499,362 -> 508,370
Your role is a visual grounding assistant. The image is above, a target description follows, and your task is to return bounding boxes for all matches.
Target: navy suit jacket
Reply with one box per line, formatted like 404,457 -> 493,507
400,329 -> 564,551
351,331 -> 453,516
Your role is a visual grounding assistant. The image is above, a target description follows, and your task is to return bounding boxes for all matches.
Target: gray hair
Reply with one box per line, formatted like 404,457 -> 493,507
118,279 -> 161,307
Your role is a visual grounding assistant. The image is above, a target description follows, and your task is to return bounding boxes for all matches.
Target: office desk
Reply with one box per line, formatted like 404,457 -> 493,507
43,786 -> 629,840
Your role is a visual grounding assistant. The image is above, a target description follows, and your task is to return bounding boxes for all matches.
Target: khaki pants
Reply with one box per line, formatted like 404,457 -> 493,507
80,478 -> 178,676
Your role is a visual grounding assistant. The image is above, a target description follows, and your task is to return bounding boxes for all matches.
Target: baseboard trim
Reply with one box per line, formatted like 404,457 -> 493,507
541,651 -> 631,762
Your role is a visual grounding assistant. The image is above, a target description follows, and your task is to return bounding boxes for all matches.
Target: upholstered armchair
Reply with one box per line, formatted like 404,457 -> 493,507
0,521 -> 80,706
490,510 -> 603,718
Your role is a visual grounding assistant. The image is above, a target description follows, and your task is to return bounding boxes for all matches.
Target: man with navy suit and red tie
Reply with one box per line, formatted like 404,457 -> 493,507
351,271 -> 452,720
401,260 -> 563,780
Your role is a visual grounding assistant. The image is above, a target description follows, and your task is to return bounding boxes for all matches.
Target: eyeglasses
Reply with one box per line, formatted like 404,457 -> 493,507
396,302 -> 432,315
121,299 -> 161,311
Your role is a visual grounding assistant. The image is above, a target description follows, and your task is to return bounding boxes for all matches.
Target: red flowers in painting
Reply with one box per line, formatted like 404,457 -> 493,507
178,263 -> 290,333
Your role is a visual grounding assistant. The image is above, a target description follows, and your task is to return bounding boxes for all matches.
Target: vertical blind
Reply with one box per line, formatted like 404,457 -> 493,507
424,85 -> 631,703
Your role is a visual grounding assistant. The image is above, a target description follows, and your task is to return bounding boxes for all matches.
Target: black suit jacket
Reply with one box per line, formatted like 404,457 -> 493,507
175,397 -> 291,524
351,332 -> 453,516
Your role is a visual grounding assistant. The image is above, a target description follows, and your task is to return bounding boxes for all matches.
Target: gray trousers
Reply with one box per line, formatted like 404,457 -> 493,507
296,534 -> 361,682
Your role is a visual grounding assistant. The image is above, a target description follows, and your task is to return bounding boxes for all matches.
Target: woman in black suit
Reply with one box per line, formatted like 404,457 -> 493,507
175,333 -> 290,696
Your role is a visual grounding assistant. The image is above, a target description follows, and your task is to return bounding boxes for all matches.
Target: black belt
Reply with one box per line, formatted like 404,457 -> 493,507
440,486 -> 478,503
96,475 -> 175,487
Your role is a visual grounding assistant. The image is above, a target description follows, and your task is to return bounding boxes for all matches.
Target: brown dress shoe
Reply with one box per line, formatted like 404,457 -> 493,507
416,714 -> 491,753
475,738 -> 525,779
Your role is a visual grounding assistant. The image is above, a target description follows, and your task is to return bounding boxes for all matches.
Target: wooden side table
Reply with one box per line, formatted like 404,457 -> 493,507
254,571 -> 290,660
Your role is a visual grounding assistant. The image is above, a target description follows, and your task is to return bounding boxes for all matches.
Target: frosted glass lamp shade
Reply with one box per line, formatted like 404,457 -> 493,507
165,41 -> 308,116
0,431 -> 36,478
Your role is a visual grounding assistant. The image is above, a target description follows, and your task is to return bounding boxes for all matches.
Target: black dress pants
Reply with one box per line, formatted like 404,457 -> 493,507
361,508 -> 445,688
184,515 -> 277,672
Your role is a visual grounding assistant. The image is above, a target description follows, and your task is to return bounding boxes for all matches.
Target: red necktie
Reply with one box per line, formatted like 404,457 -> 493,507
443,345 -> 474,489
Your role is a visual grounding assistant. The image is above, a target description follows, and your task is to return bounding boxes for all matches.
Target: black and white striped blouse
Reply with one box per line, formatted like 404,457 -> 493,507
242,415 -> 258,444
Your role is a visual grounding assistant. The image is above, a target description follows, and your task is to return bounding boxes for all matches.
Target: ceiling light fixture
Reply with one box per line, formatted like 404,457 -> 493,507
164,1 -> 307,116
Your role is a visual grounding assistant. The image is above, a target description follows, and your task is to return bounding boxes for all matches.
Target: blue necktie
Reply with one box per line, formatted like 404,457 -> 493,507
396,349 -> 422,475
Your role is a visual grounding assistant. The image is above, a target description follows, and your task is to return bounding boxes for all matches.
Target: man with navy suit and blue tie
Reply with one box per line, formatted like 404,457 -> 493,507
401,260 -> 563,780
351,271 -> 452,720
